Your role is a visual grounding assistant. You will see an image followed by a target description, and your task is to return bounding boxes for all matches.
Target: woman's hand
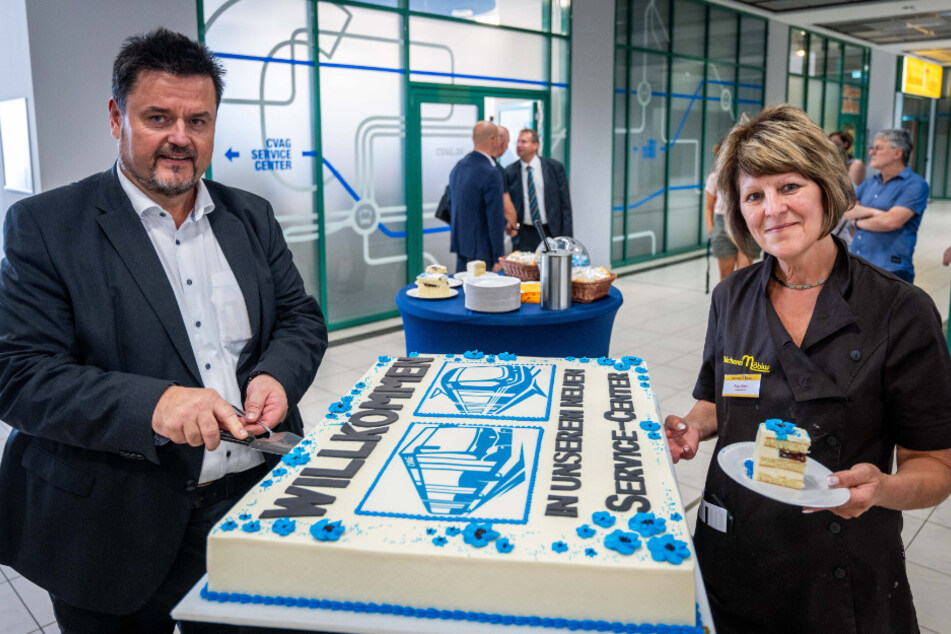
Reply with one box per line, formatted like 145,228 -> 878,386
664,414 -> 702,463
805,463 -> 886,519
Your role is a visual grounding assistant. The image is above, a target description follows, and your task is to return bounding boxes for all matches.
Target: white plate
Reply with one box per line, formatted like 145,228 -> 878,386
453,271 -> 499,281
406,288 -> 458,300
717,441 -> 850,508
448,277 -> 462,288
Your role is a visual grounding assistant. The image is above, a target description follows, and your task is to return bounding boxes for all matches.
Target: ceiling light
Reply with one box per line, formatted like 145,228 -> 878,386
796,49 -> 806,57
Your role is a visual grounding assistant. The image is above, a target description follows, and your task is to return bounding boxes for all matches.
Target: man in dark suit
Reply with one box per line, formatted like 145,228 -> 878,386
505,128 -> 573,252
0,29 -> 327,632
449,120 -> 506,272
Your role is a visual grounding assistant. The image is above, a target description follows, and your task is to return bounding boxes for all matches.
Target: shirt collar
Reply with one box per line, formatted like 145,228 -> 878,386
874,165 -> 913,184
521,155 -> 541,171
116,164 -> 215,222
475,150 -> 495,164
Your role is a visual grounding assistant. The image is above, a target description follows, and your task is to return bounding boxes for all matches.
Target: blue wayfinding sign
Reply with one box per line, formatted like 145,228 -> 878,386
252,138 -> 293,171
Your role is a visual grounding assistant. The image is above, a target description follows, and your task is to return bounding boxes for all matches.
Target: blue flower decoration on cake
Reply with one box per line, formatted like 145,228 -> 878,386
272,468 -> 287,478
242,520 -> 261,533
239,513 -> 252,521
634,366 -> 647,373
329,397 -> 352,414
260,479 -> 273,489
578,357 -> 590,363
585,548 -> 598,557
355,381 -> 367,389
446,526 -> 461,537
592,511 -> 616,528
271,518 -> 296,537
310,519 -> 345,542
596,357 -> 616,366
647,535 -> 691,565
648,431 -> 661,440
670,512 -> 683,522
408,351 -> 420,357
576,524 -> 596,539
378,355 -> 391,363
565,356 -> 576,361
444,353 -> 455,359
432,536 -> 448,547
495,538 -> 514,553
282,446 -> 310,467
765,418 -> 797,440
604,530 -> 641,555
552,541 -> 568,553
498,352 -> 518,361
463,350 -> 485,359
614,360 -> 633,371
220,519 -> 237,532
628,512 -> 667,538
622,356 -> 643,366
485,355 -> 496,363
637,374 -> 650,382
640,382 -> 651,388
426,527 -> 437,535
744,459 -> 754,479
639,420 -> 660,432
462,522 -> 499,548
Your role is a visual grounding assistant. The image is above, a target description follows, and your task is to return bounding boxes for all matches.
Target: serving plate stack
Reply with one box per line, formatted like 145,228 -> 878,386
464,276 -> 521,313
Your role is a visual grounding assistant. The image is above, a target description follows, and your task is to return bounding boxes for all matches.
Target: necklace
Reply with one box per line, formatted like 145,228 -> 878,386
770,271 -> 827,290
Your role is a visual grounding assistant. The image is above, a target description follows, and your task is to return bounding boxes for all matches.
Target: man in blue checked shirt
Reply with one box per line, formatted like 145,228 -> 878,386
844,128 -> 929,283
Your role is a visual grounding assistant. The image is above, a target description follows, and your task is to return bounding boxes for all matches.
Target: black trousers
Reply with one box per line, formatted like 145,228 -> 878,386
50,463 -> 312,634
515,222 -> 550,253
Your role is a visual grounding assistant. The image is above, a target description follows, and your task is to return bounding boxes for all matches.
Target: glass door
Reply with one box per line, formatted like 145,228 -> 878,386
406,85 -> 547,277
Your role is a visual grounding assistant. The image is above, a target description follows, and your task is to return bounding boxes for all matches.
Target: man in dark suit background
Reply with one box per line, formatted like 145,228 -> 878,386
0,29 -> 327,632
505,128 -> 573,252
449,120 -> 506,272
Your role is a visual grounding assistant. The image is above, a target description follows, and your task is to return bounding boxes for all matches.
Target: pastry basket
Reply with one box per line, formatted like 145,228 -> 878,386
571,273 -> 616,303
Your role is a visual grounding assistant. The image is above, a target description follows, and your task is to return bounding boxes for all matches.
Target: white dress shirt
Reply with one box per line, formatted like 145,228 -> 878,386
117,168 -> 262,483
519,155 -> 547,225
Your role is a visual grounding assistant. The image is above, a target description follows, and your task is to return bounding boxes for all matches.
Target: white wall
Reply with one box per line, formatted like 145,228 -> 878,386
866,48 -> 899,145
765,19 -> 789,106
568,0 -> 615,269
22,0 -> 197,192
0,0 -> 39,233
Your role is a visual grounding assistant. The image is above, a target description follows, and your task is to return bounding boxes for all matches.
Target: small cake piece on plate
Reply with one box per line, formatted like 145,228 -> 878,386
752,419 -> 811,490
426,264 -> 447,275
467,260 -> 486,277
415,272 -> 450,298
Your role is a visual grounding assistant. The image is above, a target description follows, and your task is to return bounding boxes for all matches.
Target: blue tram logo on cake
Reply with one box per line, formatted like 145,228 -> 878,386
414,362 -> 555,421
355,423 -> 543,523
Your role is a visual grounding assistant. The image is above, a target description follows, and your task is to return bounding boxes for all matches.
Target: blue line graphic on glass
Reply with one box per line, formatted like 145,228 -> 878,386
400,425 -> 526,516
434,365 -> 546,416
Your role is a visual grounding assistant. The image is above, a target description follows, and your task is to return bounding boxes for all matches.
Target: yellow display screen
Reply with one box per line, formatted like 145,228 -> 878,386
901,57 -> 943,99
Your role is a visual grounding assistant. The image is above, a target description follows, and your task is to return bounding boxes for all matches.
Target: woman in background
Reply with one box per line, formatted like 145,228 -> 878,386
704,145 -> 760,280
830,129 -> 866,186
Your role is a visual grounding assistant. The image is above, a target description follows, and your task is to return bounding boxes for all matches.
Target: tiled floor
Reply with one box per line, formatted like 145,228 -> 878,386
3,202 -> 951,632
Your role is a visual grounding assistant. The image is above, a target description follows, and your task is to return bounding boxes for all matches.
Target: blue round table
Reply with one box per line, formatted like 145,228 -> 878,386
395,284 -> 623,358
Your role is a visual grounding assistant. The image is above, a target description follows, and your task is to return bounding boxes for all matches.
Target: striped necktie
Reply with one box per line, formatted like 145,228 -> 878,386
526,165 -> 540,224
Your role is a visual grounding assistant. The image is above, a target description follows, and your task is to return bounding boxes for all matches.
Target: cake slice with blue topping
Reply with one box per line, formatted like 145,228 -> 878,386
752,419 -> 811,490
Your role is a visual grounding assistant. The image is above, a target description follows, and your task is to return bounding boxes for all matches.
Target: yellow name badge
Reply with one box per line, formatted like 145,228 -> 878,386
722,374 -> 762,398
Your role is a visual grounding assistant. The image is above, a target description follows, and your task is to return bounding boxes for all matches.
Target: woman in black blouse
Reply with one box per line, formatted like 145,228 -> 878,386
666,104 -> 951,633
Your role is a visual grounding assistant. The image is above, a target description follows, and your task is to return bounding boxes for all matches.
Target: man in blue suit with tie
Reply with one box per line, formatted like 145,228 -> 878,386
449,121 -> 506,272
505,128 -> 573,252
0,29 -> 326,632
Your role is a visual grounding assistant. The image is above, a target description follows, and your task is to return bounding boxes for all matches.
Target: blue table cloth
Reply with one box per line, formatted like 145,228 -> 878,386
395,284 -> 623,358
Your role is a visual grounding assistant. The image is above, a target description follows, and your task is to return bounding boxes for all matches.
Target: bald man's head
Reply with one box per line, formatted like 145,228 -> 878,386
472,120 -> 498,154
492,126 -> 510,159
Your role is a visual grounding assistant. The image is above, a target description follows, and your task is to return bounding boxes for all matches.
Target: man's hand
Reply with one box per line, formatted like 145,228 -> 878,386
506,221 -> 519,237
152,386 -> 245,450
244,373 -> 288,435
942,246 -> 951,266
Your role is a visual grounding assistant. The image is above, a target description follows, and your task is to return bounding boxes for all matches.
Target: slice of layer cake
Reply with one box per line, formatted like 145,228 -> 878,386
467,259 -> 486,277
414,272 -> 450,298
752,419 -> 811,489
425,264 -> 447,275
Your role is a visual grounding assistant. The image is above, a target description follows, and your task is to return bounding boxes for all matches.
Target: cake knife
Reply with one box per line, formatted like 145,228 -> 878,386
218,405 -> 303,455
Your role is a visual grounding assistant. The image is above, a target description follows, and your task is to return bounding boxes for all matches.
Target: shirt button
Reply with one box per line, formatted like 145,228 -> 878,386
205,363 -> 211,370
196,321 -> 201,328
826,435 -> 839,447
850,350 -> 861,362
834,567 -> 847,579
829,521 -> 842,534
186,279 -> 193,286
160,212 -> 166,217
176,239 -> 181,246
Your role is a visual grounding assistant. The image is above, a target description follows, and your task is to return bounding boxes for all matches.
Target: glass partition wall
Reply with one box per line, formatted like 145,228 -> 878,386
786,28 -> 870,159
612,0 -> 767,266
199,0 -> 570,329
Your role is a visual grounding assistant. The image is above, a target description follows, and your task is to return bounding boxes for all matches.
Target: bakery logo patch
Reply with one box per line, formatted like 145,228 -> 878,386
414,362 -> 555,421
355,423 -> 543,523
723,354 -> 770,373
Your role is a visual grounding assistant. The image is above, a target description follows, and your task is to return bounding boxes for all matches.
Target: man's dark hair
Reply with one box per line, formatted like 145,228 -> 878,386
112,27 -> 225,113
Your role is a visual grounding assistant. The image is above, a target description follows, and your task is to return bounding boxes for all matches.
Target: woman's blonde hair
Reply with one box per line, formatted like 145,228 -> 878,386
716,104 -> 855,248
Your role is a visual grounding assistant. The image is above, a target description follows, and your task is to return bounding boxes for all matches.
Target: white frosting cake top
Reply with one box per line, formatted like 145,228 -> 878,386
206,353 -> 700,631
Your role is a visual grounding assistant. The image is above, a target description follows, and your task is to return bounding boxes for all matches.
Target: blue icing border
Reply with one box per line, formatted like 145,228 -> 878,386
199,585 -> 704,633
413,360 -> 556,422
354,422 -> 545,525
